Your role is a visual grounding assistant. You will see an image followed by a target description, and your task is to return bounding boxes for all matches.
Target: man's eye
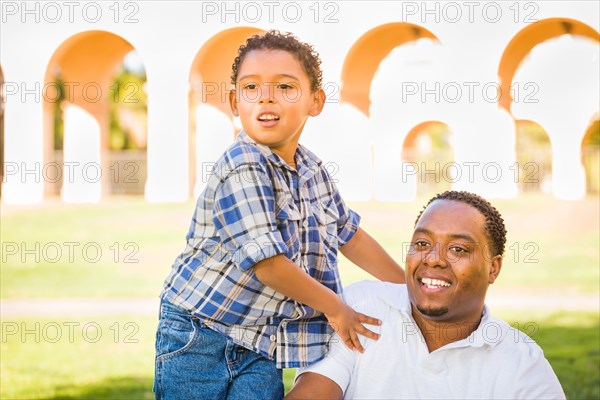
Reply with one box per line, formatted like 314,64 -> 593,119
414,241 -> 429,248
449,246 -> 467,253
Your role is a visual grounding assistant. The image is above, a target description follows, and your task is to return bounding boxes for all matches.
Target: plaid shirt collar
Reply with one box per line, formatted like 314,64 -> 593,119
237,130 -> 322,185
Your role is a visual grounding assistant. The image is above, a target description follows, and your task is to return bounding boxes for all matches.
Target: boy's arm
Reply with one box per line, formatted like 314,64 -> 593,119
340,227 -> 405,284
253,254 -> 380,353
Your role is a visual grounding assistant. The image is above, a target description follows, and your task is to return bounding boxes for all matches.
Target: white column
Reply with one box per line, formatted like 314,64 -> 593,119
194,104 -> 234,197
1,77 -> 45,204
144,61 -> 190,202
302,103 -> 373,201
61,105 -> 102,202
550,125 -> 587,200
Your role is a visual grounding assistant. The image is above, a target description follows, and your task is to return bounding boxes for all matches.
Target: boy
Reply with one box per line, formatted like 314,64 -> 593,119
154,31 -> 405,400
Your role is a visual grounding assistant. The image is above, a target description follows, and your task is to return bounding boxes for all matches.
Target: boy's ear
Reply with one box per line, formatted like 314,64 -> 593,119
488,255 -> 502,284
309,89 -> 326,117
229,90 -> 239,117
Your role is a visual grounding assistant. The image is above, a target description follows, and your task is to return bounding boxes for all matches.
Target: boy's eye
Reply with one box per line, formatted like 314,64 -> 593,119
243,83 -> 258,90
277,83 -> 293,90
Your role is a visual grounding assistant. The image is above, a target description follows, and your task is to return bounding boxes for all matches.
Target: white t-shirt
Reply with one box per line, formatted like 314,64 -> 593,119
298,281 -> 565,399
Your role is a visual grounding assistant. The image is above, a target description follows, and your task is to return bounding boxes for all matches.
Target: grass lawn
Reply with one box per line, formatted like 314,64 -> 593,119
1,194 -> 599,298
1,194 -> 598,398
0,311 -> 597,399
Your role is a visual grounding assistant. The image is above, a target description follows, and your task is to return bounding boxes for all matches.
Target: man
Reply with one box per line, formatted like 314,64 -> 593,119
286,191 -> 565,399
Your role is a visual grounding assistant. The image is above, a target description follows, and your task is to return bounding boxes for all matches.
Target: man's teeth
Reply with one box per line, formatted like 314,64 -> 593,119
259,114 -> 279,121
421,277 -> 451,288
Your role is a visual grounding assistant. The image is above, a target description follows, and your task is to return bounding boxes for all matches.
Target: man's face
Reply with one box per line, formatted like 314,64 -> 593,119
405,200 -> 502,324
229,49 -> 325,162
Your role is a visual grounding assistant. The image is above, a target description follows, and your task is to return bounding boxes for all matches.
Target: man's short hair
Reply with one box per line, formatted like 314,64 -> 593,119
230,30 -> 323,92
415,191 -> 507,257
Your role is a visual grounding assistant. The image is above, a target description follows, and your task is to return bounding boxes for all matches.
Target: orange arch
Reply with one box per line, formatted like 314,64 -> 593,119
581,117 -> 600,147
402,121 -> 444,149
340,23 -> 440,117
498,18 -> 600,113
401,121 -> 450,162
189,27 -> 263,118
44,30 -> 141,197
45,30 -> 137,118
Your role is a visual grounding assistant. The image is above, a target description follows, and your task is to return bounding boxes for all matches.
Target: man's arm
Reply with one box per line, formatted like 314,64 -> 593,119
285,373 -> 343,400
253,255 -> 380,353
340,227 -> 405,283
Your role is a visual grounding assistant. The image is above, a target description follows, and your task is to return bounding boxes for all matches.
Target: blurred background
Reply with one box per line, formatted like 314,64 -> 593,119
1,1 -> 598,398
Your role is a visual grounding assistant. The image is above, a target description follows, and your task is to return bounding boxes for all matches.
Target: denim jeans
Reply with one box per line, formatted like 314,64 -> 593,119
153,299 -> 284,400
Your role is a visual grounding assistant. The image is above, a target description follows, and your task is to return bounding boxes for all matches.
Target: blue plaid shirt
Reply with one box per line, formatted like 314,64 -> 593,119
161,131 -> 360,368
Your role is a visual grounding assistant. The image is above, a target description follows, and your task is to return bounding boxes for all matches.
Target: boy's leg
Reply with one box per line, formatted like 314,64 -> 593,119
153,299 -> 230,400
225,342 -> 284,400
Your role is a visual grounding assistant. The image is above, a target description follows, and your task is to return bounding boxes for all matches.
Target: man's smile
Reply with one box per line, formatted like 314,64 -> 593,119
417,276 -> 452,292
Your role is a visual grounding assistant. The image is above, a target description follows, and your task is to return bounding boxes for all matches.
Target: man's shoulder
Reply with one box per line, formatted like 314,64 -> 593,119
495,318 -> 547,355
481,314 -> 565,398
479,312 -> 549,361
343,281 -> 408,312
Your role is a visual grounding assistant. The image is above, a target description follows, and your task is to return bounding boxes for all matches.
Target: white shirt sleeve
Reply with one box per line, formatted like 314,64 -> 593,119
295,281 -> 389,395
295,331 -> 357,395
512,342 -> 566,399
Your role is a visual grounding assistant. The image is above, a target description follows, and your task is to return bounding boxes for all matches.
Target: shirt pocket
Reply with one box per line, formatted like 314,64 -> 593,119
275,197 -> 301,261
312,199 -> 340,269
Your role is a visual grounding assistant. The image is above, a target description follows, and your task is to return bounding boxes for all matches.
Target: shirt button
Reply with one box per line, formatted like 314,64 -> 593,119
303,220 -> 309,228
270,335 -> 277,342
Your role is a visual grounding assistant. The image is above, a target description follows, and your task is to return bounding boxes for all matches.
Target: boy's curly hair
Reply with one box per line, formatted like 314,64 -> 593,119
415,191 -> 507,257
231,30 -> 323,92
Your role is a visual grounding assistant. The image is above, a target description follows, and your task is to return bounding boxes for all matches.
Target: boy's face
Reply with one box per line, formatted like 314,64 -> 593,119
229,49 -> 325,163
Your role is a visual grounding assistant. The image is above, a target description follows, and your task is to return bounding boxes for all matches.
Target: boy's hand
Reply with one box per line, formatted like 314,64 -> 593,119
253,255 -> 382,353
324,303 -> 381,353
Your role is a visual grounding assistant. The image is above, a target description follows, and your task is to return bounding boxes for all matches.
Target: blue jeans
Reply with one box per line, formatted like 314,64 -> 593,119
153,298 -> 284,400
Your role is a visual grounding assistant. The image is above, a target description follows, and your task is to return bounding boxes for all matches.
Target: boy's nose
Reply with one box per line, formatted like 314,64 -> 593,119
258,84 -> 275,103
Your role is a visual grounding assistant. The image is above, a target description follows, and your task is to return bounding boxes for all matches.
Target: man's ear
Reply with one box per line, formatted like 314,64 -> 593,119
309,89 -> 326,117
488,255 -> 502,284
229,90 -> 239,117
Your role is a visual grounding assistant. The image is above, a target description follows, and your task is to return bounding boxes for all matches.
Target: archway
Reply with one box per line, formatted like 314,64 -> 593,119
581,118 -> 600,195
402,121 -> 453,196
340,22 -> 440,118
342,23 -> 442,200
500,18 -> 599,199
188,27 -> 263,197
108,50 -> 147,196
514,120 -> 552,193
498,18 -> 599,113
44,30 -> 146,201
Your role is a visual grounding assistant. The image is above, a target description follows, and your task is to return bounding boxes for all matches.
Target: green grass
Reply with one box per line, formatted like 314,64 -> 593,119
1,194 -> 598,398
1,199 -> 189,298
1,194 -> 599,298
1,315 -> 156,399
1,311 -> 597,399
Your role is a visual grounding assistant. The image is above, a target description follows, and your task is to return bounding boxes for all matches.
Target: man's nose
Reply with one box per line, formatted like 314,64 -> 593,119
423,244 -> 448,268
